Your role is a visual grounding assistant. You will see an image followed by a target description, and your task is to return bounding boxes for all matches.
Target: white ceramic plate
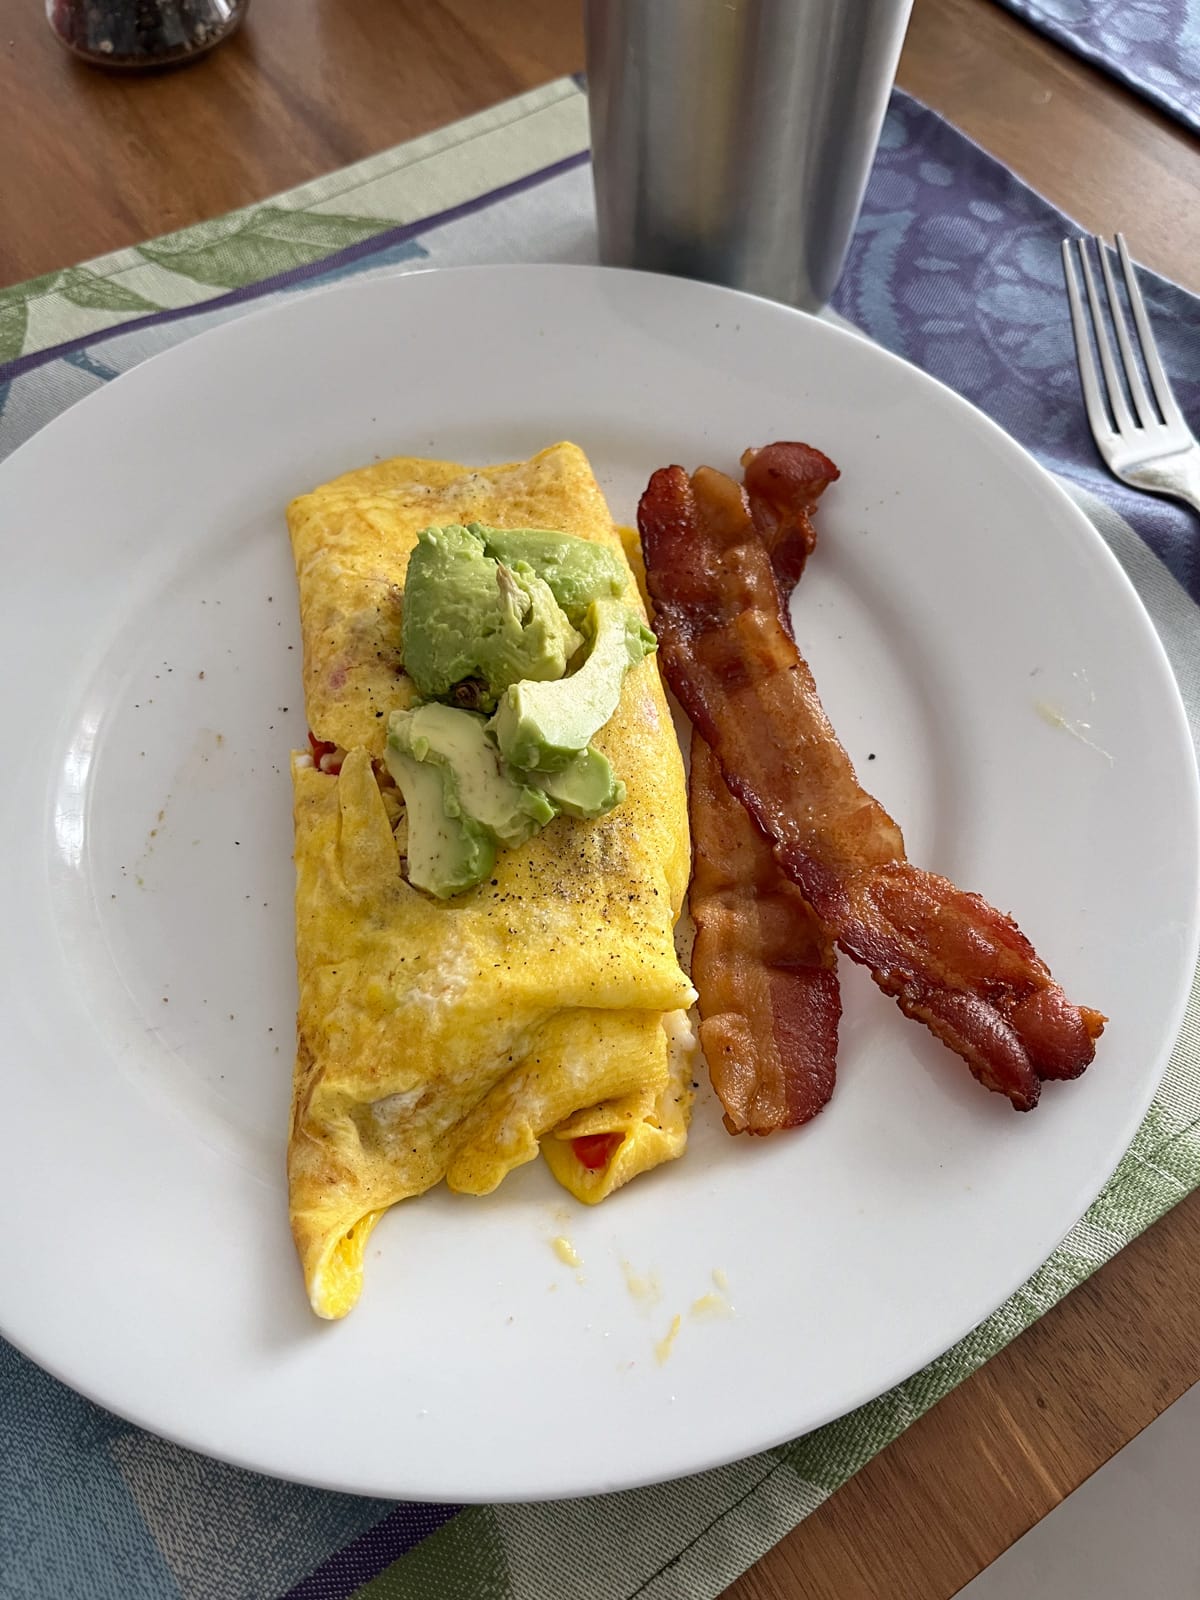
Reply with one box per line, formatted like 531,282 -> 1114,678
1,266 -> 1195,1503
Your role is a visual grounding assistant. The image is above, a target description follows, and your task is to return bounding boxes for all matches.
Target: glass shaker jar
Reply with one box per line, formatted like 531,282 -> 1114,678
46,0 -> 249,69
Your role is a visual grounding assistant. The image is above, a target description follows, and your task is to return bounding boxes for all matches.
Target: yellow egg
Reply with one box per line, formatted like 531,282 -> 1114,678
286,444 -> 696,1319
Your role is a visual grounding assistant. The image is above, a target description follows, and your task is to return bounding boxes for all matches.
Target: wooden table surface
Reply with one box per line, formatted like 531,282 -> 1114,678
5,2 -> 1200,1596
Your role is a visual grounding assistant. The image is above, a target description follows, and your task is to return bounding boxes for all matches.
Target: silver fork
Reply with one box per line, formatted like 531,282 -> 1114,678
1061,233 -> 1200,514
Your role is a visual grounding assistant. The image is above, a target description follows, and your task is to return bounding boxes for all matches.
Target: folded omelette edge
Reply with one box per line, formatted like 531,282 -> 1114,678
286,443 -> 696,1319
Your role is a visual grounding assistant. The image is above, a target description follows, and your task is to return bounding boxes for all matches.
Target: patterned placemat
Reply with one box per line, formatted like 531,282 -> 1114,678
990,0 -> 1200,132
2,77 -> 1199,1600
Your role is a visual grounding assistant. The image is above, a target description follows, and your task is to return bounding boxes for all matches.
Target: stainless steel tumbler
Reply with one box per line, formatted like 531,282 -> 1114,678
585,0 -> 913,311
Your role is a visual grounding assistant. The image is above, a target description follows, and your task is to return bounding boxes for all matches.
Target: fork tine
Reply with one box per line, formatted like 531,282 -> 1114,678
1075,238 -> 1135,435
1116,233 -> 1184,427
1061,239 -> 1119,447
1096,237 -> 1156,429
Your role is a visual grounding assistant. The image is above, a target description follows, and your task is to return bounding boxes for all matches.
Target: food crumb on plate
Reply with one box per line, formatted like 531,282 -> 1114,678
689,1292 -> 733,1321
655,1314 -> 682,1365
551,1235 -> 582,1268
622,1261 -> 661,1308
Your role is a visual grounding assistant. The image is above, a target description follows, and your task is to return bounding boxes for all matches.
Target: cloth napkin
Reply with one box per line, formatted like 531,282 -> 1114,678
989,0 -> 1200,133
2,77 -> 1199,1600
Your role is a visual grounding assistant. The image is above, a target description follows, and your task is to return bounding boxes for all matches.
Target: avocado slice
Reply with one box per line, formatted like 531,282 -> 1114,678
490,599 -> 657,772
387,703 -> 554,850
384,746 -> 495,899
476,561 -> 582,704
479,526 -> 626,613
401,524 -> 582,707
531,746 -> 626,819
401,523 -> 500,700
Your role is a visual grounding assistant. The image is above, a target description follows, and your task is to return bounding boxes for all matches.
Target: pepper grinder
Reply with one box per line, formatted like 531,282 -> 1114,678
46,0 -> 249,69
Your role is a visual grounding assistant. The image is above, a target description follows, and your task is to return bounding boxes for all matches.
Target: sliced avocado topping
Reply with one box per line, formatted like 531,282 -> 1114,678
393,524 -> 657,897
478,560 -> 582,703
388,703 -> 553,850
479,526 -> 626,613
383,746 -> 495,900
489,599 -> 657,772
531,746 -> 626,819
401,523 -> 503,700
401,524 -> 582,708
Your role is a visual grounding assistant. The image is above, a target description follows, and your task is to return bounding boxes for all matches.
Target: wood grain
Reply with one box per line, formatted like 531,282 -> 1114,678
0,0 -> 584,285
899,0 -> 1200,291
5,3 -> 1200,1598
725,1188 -> 1200,1600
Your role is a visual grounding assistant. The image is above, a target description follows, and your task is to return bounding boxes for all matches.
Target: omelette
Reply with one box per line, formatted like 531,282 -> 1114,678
286,442 -> 697,1318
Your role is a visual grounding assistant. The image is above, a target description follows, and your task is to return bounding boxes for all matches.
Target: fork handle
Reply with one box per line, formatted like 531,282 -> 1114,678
1169,460 -> 1200,518
1134,449 -> 1200,518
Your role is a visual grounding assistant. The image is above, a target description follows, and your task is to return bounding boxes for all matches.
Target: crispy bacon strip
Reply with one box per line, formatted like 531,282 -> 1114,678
641,462 -> 1105,1112
689,442 -> 843,1133
741,440 -> 840,593
690,738 -> 841,1132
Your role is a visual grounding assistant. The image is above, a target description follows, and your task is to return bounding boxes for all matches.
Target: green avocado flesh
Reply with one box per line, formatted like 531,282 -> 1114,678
489,599 -> 656,773
392,525 -> 656,897
400,523 -> 581,709
388,703 -> 553,849
479,526 -> 626,612
532,746 -> 626,819
383,746 -> 495,900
